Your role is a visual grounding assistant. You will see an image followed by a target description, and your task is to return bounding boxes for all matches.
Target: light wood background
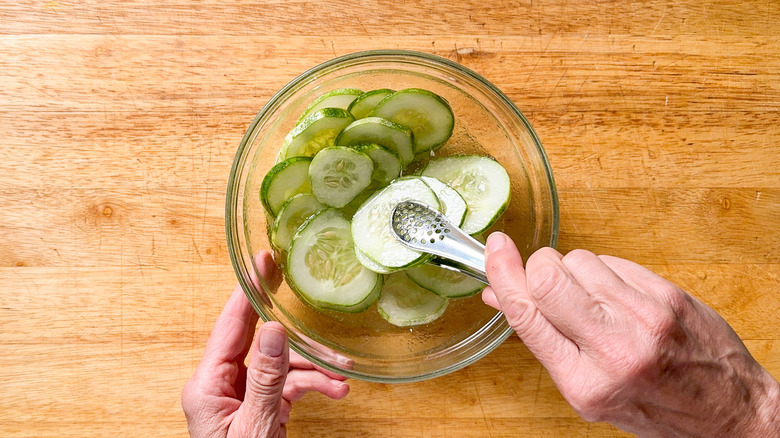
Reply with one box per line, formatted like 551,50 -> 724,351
1,1 -> 778,437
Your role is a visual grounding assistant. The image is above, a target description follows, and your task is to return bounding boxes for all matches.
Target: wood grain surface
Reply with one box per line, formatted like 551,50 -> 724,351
1,1 -> 778,437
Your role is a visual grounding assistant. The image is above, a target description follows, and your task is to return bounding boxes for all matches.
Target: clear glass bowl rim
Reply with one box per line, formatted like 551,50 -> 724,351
226,49 -> 560,383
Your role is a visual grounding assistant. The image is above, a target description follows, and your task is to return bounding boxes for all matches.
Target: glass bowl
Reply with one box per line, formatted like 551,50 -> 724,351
226,50 -> 558,383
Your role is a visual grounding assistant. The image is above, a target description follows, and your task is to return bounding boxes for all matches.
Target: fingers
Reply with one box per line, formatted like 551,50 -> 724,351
279,399 -> 292,425
599,255 -> 709,324
200,284 -> 260,367
524,248 -> 618,343
240,322 -> 290,429
561,251 -> 654,316
598,255 -> 680,303
253,250 -> 283,291
484,233 -> 579,377
481,286 -> 500,309
283,369 -> 350,402
289,349 -> 349,381
246,251 -> 284,308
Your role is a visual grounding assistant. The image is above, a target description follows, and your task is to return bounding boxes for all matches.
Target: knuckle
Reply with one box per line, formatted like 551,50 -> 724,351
578,405 -> 608,423
613,345 -> 656,384
501,294 -> 535,334
652,306 -> 680,336
567,391 -> 612,423
608,310 -> 682,382
285,375 -> 305,396
180,377 -> 198,414
636,291 -> 688,350
657,284 -> 691,314
562,248 -> 597,267
526,262 -> 569,304
181,377 -> 215,425
528,247 -> 561,264
248,362 -> 287,394
647,308 -> 687,357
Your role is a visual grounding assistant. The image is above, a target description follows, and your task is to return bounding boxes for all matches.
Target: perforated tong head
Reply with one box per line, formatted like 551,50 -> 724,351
390,200 -> 488,284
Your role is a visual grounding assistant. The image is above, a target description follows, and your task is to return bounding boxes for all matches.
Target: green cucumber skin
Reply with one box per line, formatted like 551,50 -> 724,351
419,175 -> 467,227
405,264 -> 484,298
290,273 -> 382,314
354,247 -> 395,274
260,157 -> 313,216
334,117 -> 415,166
270,193 -> 325,253
264,88 -> 509,322
297,88 -> 364,123
420,155 -> 510,235
282,108 -> 355,160
348,89 -> 394,119
377,273 -> 448,327
368,88 -> 454,154
352,143 -> 402,186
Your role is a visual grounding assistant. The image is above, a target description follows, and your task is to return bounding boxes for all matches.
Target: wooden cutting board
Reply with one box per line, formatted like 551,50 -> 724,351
1,1 -> 778,437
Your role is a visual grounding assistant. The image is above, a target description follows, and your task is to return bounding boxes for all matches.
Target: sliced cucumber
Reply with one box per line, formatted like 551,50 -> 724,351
378,272 -> 448,327
351,177 -> 440,269
348,88 -> 394,119
355,247 -> 393,274
420,176 -> 467,227
406,263 -> 484,298
297,88 -> 364,123
335,117 -> 414,165
353,143 -> 401,186
368,88 -> 454,154
260,157 -> 312,216
309,147 -> 374,208
287,209 -> 381,313
271,193 -> 325,252
421,155 -> 510,234
339,188 -> 374,220
281,108 -> 355,159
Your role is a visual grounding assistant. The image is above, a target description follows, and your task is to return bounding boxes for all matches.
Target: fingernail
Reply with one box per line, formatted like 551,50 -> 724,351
259,326 -> 285,357
331,380 -> 348,390
486,232 -> 508,255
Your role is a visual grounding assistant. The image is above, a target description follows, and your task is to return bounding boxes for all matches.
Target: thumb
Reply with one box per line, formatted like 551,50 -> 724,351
484,235 -> 579,379
240,321 -> 289,432
483,232 -> 533,331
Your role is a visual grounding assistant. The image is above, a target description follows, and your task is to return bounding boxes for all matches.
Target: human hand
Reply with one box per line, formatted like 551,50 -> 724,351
182,252 -> 350,438
482,232 -> 780,437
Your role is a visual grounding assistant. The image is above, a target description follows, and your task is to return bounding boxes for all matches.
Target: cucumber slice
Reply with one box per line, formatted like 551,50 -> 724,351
420,176 -> 467,227
421,155 -> 510,234
355,247 -> 393,274
271,193 -> 325,252
287,209 -> 381,313
351,177 -> 440,269
368,88 -> 454,154
377,272 -> 448,327
335,117 -> 414,165
353,143 -> 401,186
406,263 -> 484,298
297,88 -> 364,123
281,108 -> 355,159
260,157 -> 312,216
309,147 -> 374,208
348,88 -> 394,119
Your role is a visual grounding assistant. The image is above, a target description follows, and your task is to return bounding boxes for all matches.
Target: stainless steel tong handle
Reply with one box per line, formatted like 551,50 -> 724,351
390,200 -> 488,284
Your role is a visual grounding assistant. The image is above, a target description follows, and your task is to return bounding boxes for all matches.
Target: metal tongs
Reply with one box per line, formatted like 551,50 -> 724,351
390,200 -> 488,284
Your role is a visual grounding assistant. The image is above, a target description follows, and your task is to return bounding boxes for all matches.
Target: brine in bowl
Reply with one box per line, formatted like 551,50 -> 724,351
226,50 -> 558,382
